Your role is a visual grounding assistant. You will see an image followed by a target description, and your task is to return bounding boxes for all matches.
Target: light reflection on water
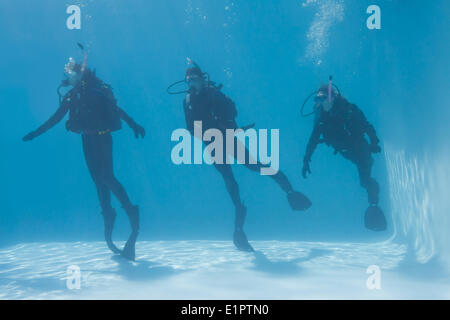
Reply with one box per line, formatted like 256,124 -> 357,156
385,146 -> 450,266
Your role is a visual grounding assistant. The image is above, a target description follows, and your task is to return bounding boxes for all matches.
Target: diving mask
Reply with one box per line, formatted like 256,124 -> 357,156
314,91 -> 334,112
186,74 -> 204,92
63,57 -> 83,86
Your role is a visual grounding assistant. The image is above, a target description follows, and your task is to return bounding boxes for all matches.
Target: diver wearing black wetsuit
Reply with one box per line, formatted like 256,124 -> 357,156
181,63 -> 311,252
23,61 -> 145,260
302,84 -> 386,230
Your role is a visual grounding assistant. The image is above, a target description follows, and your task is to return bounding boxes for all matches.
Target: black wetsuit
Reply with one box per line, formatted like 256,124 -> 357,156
29,81 -> 139,213
183,86 -> 294,223
303,95 -> 380,205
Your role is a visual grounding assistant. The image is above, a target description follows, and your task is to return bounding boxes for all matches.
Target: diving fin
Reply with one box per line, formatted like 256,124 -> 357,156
233,229 -> 255,252
102,208 -> 122,255
287,191 -> 312,211
364,205 -> 387,231
120,205 -> 139,261
121,237 -> 137,261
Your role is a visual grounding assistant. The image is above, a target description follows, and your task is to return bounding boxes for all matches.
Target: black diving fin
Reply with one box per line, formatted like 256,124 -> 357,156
233,229 -> 255,252
364,205 -> 387,231
287,191 -> 312,211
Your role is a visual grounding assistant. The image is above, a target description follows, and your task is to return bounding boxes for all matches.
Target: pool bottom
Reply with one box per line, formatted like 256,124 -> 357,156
0,240 -> 448,299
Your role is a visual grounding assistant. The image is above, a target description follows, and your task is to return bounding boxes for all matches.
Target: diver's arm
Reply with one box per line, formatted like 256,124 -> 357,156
365,121 -> 379,146
351,104 -> 380,152
116,106 -> 145,138
303,123 -> 321,164
93,86 -> 144,138
116,106 -> 137,127
183,96 -> 195,135
365,121 -> 381,153
302,122 -> 321,178
22,102 -> 70,141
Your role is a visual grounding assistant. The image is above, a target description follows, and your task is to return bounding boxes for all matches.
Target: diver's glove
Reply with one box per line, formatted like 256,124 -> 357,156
22,131 -> 37,142
131,123 -> 146,139
302,160 -> 312,179
370,143 -> 381,154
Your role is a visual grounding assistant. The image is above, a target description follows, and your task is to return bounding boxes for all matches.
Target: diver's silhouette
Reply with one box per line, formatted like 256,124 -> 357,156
301,81 -> 386,231
174,61 -> 311,252
22,56 -> 145,260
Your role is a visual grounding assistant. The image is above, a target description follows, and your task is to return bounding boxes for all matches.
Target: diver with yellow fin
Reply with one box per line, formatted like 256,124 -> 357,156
301,76 -> 386,231
22,44 -> 146,260
168,59 -> 311,252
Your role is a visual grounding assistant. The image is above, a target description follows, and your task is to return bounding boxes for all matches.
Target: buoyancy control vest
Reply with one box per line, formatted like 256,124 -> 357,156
64,82 -> 122,134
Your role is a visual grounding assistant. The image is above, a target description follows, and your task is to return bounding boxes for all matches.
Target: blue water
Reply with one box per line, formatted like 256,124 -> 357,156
0,0 -> 449,298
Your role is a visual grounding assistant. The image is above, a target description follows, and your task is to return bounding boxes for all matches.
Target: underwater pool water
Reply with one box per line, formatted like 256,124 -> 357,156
0,0 -> 449,299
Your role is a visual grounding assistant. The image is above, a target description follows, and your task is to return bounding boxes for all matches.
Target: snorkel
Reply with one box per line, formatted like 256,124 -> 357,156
300,75 -> 341,117
166,58 -> 210,95
320,75 -> 335,112
79,43 -> 87,73
57,43 -> 87,103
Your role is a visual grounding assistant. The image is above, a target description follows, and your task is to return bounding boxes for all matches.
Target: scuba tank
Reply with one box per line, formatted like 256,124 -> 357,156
65,77 -> 122,134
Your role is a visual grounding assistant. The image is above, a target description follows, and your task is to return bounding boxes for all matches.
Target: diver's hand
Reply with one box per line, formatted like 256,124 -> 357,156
132,123 -> 145,139
370,143 -> 381,153
302,161 -> 311,179
22,131 -> 37,142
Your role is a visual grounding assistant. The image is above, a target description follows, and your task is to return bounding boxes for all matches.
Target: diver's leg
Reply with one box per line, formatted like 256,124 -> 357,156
233,138 -> 311,210
215,163 -> 242,208
214,163 -> 254,252
355,145 -> 386,230
82,134 -> 121,254
94,183 -> 122,254
98,134 -> 134,209
356,150 -> 379,206
104,173 -> 139,254
243,160 -> 293,193
232,138 -> 289,188
97,133 -> 138,260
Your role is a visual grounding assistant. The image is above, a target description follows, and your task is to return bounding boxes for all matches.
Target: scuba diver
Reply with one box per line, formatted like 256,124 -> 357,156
22,45 -> 145,260
168,59 -> 312,252
301,77 -> 386,231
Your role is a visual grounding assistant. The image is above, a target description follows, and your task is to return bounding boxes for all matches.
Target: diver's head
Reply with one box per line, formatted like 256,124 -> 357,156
314,84 -> 337,112
185,66 -> 205,93
64,57 -> 84,87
